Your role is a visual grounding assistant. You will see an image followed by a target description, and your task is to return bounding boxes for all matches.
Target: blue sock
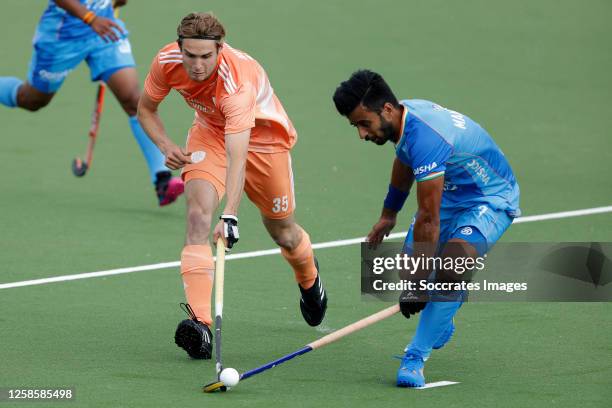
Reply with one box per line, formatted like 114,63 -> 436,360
128,115 -> 169,183
0,77 -> 23,108
405,290 -> 465,360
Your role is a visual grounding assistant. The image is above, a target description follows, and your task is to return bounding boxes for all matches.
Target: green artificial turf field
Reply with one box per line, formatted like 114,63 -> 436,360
1,1 -> 611,407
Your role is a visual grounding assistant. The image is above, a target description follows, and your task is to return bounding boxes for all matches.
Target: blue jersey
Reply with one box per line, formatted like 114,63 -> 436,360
37,0 -> 115,41
396,99 -> 520,217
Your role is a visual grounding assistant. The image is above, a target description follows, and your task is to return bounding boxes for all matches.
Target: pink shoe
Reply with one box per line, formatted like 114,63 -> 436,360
155,172 -> 184,206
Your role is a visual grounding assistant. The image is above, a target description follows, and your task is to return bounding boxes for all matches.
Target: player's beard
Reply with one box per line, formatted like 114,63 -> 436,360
374,116 -> 397,145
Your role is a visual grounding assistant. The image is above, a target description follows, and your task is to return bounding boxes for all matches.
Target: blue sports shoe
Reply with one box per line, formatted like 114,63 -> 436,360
433,321 -> 455,350
396,352 -> 425,388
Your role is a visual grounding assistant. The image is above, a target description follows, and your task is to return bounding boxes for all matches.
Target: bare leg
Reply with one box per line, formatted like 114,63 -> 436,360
261,214 -> 303,250
16,82 -> 54,111
174,179 -> 220,358
105,67 -> 139,116
185,179 -> 219,245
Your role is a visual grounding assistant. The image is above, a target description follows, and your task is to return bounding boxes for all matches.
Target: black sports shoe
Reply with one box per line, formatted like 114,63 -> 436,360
174,303 -> 212,359
299,258 -> 327,327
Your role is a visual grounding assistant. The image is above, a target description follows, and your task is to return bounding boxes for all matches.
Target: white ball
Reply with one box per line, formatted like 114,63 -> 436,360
220,368 -> 240,387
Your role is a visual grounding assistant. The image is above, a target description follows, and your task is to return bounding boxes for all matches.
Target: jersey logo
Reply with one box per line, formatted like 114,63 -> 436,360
118,39 -> 131,54
38,69 -> 71,83
466,159 -> 491,185
413,162 -> 437,176
443,181 -> 458,191
460,227 -> 473,236
176,90 -> 215,113
186,98 -> 215,114
190,151 -> 206,163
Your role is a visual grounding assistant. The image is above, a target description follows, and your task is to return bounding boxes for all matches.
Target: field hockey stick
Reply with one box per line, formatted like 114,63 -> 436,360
71,82 -> 106,177
203,304 -> 400,392
203,239 -> 228,393
215,238 -> 226,378
72,7 -> 120,177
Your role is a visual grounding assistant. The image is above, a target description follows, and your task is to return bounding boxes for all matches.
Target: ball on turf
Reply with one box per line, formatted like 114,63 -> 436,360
220,368 -> 240,387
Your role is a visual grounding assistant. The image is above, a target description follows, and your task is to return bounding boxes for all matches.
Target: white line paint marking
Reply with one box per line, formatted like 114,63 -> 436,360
417,381 -> 460,389
1,205 -> 610,290
511,205 -> 612,224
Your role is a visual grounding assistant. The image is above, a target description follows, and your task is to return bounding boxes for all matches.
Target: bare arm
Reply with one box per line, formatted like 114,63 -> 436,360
54,0 -> 124,42
367,157 -> 415,247
211,130 -> 250,249
413,175 -> 444,256
384,157 -> 415,217
391,157 -> 415,190
137,92 -> 191,169
397,175 -> 443,319
222,130 -> 251,215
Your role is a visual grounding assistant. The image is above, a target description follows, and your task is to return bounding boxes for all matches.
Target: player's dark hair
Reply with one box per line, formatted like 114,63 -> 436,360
177,12 -> 226,48
333,70 -> 399,116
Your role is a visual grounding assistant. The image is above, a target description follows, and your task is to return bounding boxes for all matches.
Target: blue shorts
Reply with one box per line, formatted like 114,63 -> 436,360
403,204 -> 514,256
27,20 -> 135,93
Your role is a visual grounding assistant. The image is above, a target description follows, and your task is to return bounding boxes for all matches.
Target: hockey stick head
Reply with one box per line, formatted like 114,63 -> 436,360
71,157 -> 88,177
202,380 -> 227,393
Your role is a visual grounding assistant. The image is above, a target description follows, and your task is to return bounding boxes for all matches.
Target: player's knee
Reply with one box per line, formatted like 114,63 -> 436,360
187,207 -> 213,240
270,226 -> 300,250
438,239 -> 479,282
20,95 -> 51,112
15,84 -> 53,111
117,87 -> 140,116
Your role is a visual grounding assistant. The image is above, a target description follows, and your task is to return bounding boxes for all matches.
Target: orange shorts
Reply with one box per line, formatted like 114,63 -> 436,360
182,125 -> 296,219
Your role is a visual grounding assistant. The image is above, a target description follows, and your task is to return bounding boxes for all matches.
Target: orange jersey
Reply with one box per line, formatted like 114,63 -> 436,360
144,42 -> 297,153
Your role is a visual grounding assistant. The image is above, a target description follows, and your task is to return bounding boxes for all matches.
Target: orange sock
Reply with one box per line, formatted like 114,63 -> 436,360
180,244 -> 214,326
281,228 -> 318,289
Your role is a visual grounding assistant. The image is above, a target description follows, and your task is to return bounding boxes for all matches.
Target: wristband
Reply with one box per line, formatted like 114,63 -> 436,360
220,214 -> 238,222
383,184 -> 409,212
82,11 -> 96,25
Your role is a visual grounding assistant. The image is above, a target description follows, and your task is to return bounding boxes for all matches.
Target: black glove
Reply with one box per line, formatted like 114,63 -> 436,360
399,289 -> 428,319
220,214 -> 239,250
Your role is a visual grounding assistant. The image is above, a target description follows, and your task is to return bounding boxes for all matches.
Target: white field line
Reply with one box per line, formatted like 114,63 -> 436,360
1,205 -> 610,290
417,381 -> 460,389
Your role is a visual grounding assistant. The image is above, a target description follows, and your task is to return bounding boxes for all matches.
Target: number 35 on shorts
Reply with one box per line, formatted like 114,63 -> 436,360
272,195 -> 289,213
